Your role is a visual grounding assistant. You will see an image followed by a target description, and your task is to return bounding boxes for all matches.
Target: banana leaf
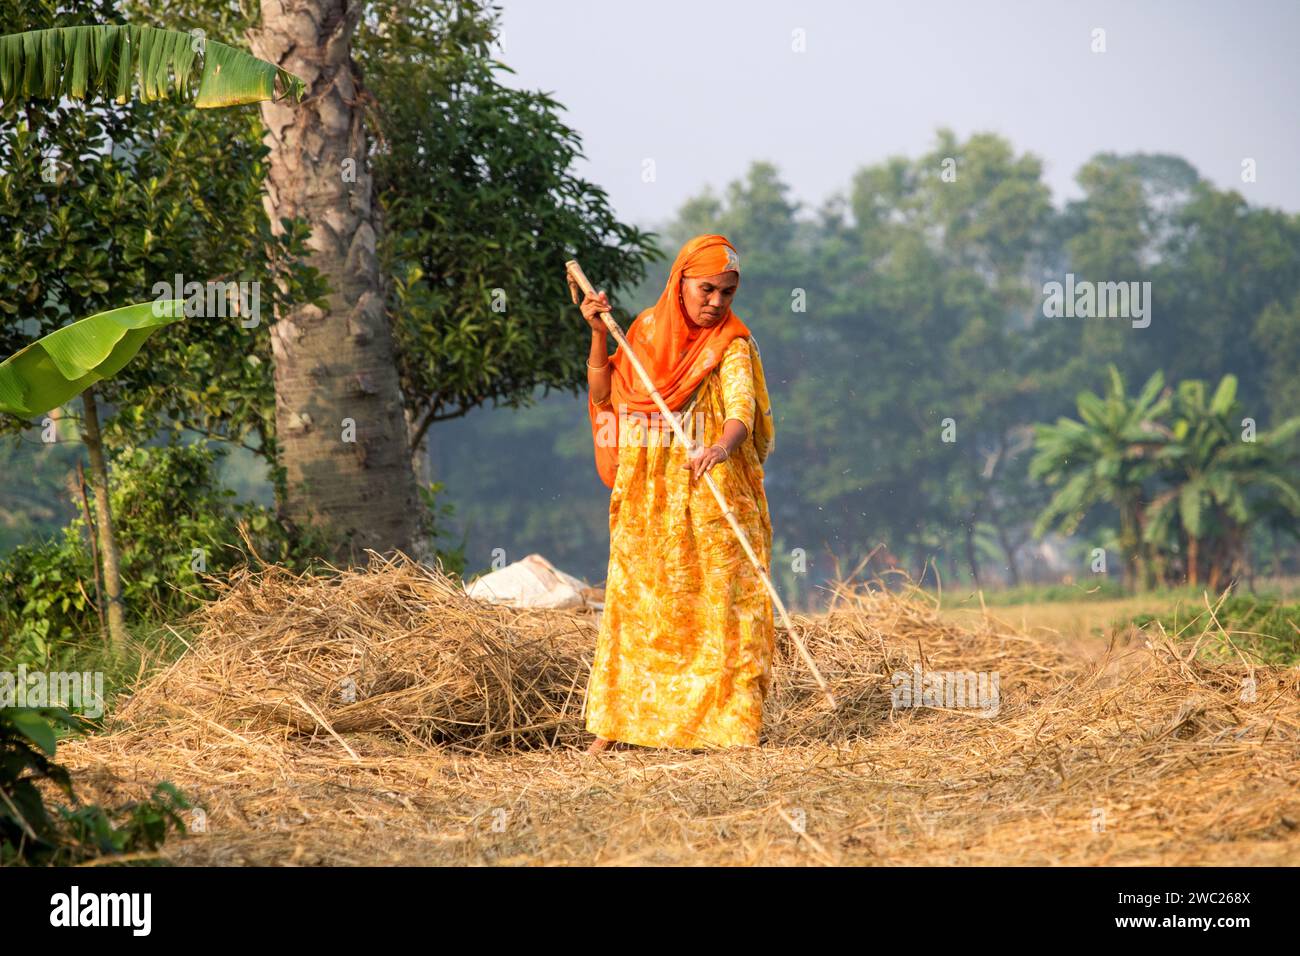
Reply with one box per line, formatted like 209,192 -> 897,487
0,300 -> 183,418
0,25 -> 304,108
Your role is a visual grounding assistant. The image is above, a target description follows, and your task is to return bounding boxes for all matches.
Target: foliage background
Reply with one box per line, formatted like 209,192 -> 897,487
1,2 -> 1298,621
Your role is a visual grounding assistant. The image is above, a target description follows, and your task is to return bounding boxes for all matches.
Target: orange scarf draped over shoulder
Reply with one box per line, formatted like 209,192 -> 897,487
587,234 -> 767,489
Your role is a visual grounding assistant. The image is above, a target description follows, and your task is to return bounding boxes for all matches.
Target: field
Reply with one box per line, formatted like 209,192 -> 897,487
55,558 -> 1300,866
941,595 -> 1176,652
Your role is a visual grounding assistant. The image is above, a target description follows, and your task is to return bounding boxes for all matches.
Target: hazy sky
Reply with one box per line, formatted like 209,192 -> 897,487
494,0 -> 1300,228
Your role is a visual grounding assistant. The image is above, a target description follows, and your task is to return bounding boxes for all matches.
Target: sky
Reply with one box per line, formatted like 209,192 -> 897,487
494,0 -> 1300,228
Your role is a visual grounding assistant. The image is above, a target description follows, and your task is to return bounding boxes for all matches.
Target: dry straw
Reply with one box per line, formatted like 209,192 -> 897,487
54,555 -> 1300,865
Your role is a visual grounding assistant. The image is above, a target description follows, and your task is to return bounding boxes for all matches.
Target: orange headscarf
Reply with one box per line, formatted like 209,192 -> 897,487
587,234 -> 752,488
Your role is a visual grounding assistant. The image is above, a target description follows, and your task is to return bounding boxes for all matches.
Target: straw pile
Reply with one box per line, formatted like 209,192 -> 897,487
111,558 -> 596,751
55,555 -> 1300,865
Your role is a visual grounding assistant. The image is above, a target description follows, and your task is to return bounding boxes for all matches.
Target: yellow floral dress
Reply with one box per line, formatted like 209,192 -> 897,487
585,335 -> 776,749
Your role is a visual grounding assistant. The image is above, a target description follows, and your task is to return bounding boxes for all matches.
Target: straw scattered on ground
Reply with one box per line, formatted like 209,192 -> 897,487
55,555 -> 1300,865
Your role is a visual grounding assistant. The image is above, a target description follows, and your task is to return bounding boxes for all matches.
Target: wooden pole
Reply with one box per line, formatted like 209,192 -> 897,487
567,259 -> 836,709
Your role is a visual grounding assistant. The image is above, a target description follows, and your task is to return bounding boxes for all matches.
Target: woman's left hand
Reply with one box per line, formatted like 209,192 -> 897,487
684,442 -> 728,481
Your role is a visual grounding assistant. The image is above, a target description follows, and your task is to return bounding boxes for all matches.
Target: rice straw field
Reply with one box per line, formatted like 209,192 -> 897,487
55,556 -> 1300,866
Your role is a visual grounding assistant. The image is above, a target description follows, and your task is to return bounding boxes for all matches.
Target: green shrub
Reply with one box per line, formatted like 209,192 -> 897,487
1,443 -> 469,669
1128,595 -> 1300,666
419,480 -> 468,577
0,442 -> 316,665
0,707 -> 190,865
0,534 -> 96,669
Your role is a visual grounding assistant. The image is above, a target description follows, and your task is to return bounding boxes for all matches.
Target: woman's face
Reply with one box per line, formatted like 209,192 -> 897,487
680,271 -> 740,329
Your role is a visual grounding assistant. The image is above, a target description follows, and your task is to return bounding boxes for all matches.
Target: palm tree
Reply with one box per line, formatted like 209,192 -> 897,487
1030,365 -> 1171,590
1146,374 -> 1300,590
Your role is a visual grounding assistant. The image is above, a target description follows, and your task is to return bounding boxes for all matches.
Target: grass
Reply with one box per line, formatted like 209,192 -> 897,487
937,579 -> 1300,654
952,579 -> 1129,606
1126,594 -> 1300,667
37,619 -> 194,738
937,593 -> 1184,648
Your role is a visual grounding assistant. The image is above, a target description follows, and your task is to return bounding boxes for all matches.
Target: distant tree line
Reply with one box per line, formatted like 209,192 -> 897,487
429,141 -> 1300,598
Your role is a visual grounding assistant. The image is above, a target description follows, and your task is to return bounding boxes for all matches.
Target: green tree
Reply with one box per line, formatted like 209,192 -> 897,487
812,131 -> 1053,583
0,0 -> 315,646
355,1 -> 656,470
1252,292 -> 1300,425
0,303 -> 184,647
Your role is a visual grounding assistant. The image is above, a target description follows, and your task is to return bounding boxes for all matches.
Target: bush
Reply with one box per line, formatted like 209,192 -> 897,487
418,480 -> 468,577
0,707 -> 190,866
0,534 -> 96,669
1128,595 -> 1300,666
0,442 -> 316,666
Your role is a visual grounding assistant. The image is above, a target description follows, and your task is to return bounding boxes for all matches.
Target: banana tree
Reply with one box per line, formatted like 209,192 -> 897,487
0,23 -> 304,648
0,24 -> 303,108
0,301 -> 182,648
1030,365 -> 1172,591
1146,374 -> 1300,590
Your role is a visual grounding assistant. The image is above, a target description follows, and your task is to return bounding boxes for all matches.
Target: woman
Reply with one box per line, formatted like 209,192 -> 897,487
579,234 -> 776,753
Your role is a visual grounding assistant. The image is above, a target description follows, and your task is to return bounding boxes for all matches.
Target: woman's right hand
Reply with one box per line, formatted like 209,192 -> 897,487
580,290 -> 611,333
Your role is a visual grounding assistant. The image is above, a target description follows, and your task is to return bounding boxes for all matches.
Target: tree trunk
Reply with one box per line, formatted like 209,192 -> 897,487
1120,503 -> 1141,593
249,1 -> 422,564
1242,531 -> 1254,593
1206,558 -> 1222,595
1186,535 -> 1199,588
406,406 -> 433,489
1134,499 -> 1156,591
963,522 -> 981,589
74,460 -> 107,642
80,389 -> 127,651
992,511 -> 1021,587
